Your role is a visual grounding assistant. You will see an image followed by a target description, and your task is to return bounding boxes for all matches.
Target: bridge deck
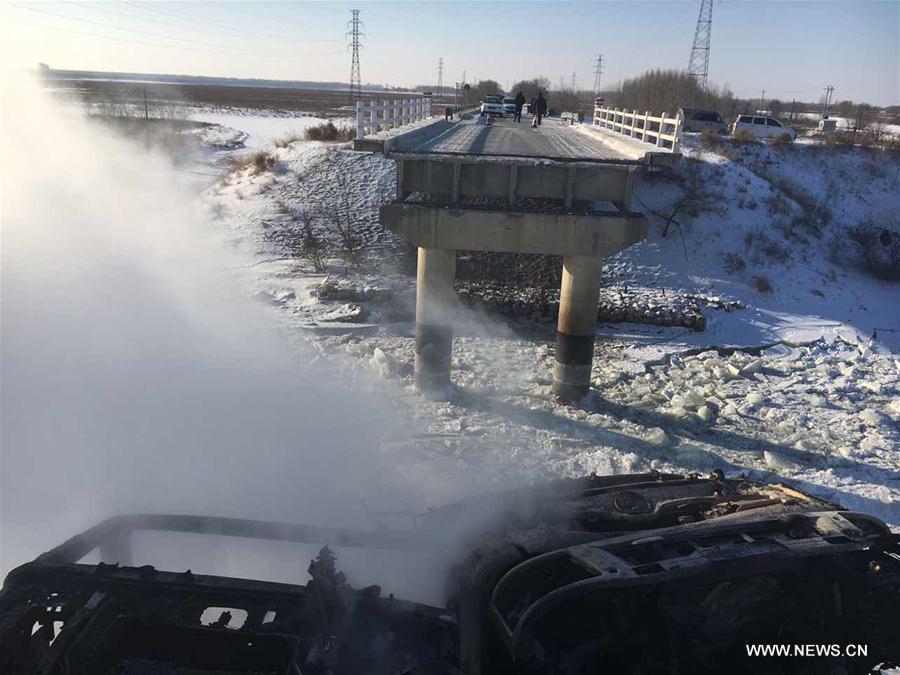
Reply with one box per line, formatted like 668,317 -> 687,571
389,116 -> 631,161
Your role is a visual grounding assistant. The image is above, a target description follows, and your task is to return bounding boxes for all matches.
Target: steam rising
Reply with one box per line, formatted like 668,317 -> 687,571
0,75 -> 438,586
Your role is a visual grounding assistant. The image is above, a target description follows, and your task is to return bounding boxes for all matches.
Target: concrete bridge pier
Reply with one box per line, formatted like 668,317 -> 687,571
414,246 -> 457,399
381,154 -> 648,402
553,255 -> 604,401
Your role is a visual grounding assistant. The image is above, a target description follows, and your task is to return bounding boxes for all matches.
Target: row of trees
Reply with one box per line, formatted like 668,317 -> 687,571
451,71 -> 896,129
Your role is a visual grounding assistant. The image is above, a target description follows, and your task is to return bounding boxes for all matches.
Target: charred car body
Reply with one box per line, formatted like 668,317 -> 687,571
2,472 -> 898,674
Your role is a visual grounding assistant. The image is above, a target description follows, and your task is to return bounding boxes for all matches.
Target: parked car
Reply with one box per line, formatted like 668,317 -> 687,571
732,114 -> 797,141
680,108 -> 727,134
502,97 -> 517,116
480,95 -> 505,117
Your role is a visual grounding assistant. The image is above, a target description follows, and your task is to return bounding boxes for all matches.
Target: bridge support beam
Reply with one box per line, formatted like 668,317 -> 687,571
382,202 -> 647,401
553,256 -> 604,401
414,247 -> 457,400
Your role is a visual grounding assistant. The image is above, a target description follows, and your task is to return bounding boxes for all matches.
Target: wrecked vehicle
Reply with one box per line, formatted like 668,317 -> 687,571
1,472 -> 898,674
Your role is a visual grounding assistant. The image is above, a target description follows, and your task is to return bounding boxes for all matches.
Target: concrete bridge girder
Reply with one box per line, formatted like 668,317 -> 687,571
381,204 -> 646,257
380,153 -> 648,402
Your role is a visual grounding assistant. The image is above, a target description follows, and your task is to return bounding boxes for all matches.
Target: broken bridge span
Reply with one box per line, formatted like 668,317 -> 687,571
362,114 -> 680,401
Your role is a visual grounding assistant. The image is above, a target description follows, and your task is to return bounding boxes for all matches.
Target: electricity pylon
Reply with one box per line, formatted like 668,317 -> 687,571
347,9 -> 364,103
687,0 -> 713,92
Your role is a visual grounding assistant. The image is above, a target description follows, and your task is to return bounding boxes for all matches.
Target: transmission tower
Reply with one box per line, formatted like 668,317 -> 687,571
571,72 -> 577,89
437,57 -> 444,98
822,85 -> 834,118
592,55 -> 603,95
346,9 -> 364,103
687,0 -> 713,92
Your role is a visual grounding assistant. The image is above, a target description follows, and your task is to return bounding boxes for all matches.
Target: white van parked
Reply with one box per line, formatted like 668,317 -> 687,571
731,115 -> 796,141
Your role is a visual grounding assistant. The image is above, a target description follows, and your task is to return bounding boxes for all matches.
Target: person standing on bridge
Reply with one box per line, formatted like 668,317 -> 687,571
514,90 -> 526,122
533,92 -> 547,127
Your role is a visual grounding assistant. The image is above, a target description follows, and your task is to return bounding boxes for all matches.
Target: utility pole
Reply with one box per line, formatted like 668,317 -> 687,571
822,85 -> 834,118
760,89 -> 765,112
437,57 -> 444,99
687,0 -> 713,92
142,86 -> 149,120
592,55 -> 603,96
346,9 -> 364,103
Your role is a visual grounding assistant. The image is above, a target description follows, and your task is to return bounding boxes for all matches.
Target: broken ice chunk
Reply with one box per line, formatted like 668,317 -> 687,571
809,394 -> 828,408
746,392 -> 765,406
763,450 -> 802,472
858,409 -> 883,426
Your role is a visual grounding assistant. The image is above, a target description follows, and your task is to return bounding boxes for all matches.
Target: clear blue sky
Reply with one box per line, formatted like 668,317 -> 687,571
2,1 -> 898,105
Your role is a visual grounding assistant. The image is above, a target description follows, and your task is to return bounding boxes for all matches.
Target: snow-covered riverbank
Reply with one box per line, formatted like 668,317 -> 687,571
201,114 -> 900,527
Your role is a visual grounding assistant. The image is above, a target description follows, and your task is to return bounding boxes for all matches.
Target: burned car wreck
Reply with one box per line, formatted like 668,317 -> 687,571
1,472 -> 898,674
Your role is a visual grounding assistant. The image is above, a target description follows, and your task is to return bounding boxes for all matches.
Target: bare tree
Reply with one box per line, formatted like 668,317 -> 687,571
319,164 -> 364,268
297,209 -> 329,272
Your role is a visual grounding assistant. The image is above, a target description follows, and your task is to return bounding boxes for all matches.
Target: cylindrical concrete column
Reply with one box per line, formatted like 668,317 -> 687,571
415,247 -> 457,399
553,255 -> 604,401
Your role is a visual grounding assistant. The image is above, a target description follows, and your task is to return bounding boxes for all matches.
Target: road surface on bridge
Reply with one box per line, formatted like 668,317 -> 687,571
390,116 -> 630,161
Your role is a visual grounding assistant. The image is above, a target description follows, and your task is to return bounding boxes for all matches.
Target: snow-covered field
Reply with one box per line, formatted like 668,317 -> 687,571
190,109 -> 353,150
200,113 -> 900,528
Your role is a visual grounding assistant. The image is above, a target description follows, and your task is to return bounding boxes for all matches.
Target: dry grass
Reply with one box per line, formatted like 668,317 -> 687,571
771,133 -> 795,150
231,150 -> 275,175
274,132 -> 304,148
722,252 -> 747,274
731,130 -> 756,145
849,219 -> 900,281
305,122 -> 355,142
752,275 -> 773,293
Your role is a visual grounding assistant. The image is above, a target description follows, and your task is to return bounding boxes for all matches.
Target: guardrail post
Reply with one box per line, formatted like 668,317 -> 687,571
657,112 -> 667,147
673,110 -> 683,153
356,101 -> 364,139
643,111 -> 650,143
404,99 -> 411,125
630,109 -> 637,137
369,99 -> 377,133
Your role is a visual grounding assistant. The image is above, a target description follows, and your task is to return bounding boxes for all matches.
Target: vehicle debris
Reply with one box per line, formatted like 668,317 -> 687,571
2,473 -> 897,674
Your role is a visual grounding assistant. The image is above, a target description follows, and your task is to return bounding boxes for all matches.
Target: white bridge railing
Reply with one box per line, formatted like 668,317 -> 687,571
592,105 -> 683,152
356,98 -> 431,140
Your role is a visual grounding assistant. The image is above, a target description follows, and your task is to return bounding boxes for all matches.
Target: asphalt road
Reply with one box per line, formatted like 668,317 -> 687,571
391,116 -> 629,160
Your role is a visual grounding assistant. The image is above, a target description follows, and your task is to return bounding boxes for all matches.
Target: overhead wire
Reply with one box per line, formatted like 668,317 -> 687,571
122,0 -> 338,42
9,4 -> 345,58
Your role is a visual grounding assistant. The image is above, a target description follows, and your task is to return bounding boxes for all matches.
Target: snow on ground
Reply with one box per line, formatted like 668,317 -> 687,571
201,114 -> 900,527
191,110 -> 353,149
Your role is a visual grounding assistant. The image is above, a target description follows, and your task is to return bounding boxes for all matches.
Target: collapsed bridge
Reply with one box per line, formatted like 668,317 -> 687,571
371,114 -> 679,400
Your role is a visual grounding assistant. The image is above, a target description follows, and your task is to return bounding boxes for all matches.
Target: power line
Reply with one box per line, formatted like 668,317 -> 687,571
347,9 -> 364,103
122,0 -> 340,43
9,3 -> 343,58
9,4 -> 341,58
687,0 -> 713,92
69,1 -> 243,38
